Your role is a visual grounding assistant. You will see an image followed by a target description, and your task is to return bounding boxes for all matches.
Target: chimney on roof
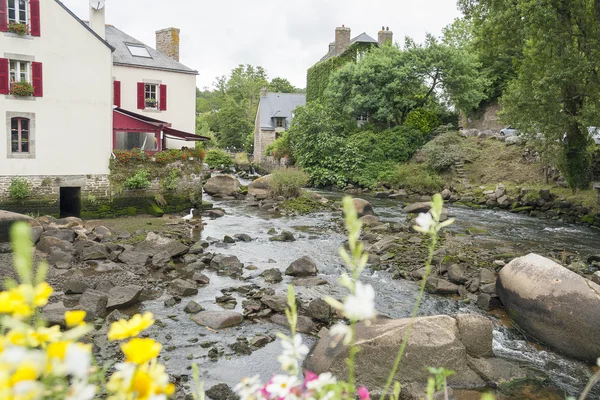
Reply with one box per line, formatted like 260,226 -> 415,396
260,87 -> 268,97
328,42 -> 335,54
378,26 -> 393,46
156,28 -> 181,62
89,3 -> 106,39
335,25 -> 351,56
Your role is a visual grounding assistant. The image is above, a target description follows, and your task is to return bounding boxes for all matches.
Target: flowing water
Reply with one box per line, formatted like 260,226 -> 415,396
142,191 -> 600,398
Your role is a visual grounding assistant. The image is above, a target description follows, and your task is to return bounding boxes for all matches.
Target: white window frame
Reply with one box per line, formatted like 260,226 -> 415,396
8,0 -> 28,25
145,84 -> 158,109
9,60 -> 30,84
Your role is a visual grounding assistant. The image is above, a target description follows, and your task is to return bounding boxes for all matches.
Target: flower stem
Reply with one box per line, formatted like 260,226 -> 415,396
379,234 -> 438,400
347,322 -> 358,389
579,371 -> 600,400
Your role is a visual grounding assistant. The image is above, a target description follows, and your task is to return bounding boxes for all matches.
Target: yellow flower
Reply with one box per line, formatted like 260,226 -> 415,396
47,341 -> 70,361
131,369 -> 153,398
10,363 -> 38,385
29,326 -> 61,347
0,290 -> 30,318
121,338 -> 161,365
33,282 -> 53,307
108,312 -> 154,341
6,331 -> 27,346
64,310 -> 86,327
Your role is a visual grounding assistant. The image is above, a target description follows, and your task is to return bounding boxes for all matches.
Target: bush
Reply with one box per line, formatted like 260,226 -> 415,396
405,108 -> 441,134
422,132 -> 463,172
270,167 -> 309,198
266,132 -> 293,160
113,149 -> 148,166
124,169 -> 151,189
162,169 -> 180,191
234,152 -> 250,168
9,177 -> 31,200
383,164 -> 444,192
205,149 -> 233,169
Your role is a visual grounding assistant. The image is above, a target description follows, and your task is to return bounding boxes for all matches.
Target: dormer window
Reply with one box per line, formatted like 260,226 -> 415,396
275,118 -> 285,128
8,0 -> 28,25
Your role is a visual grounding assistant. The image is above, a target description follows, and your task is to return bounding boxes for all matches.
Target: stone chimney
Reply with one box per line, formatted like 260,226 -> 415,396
328,42 -> 335,54
89,4 -> 106,39
156,28 -> 181,62
260,87 -> 268,97
378,26 -> 393,46
335,25 -> 351,56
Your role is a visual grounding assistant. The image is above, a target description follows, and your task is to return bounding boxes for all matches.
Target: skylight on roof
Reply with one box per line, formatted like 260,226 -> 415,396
126,44 -> 152,58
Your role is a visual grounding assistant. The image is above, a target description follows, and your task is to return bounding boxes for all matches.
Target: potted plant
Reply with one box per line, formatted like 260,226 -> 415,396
145,98 -> 157,108
11,80 -> 34,97
8,22 -> 27,35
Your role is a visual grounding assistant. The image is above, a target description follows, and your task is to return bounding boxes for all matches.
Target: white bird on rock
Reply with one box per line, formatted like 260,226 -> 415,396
182,208 -> 195,222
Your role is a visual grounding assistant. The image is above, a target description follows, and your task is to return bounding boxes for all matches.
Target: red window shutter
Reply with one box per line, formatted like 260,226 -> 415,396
0,0 -> 7,32
0,58 -> 8,95
30,0 -> 40,36
137,82 -> 145,109
113,80 -> 121,107
159,84 -> 167,111
32,62 -> 43,97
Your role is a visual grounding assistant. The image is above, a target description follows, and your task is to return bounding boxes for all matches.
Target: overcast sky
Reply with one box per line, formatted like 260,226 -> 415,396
62,0 -> 461,89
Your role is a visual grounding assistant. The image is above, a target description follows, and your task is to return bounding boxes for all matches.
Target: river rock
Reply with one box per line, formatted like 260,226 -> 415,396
42,302 -> 68,327
184,300 -> 205,314
79,289 -> 108,320
63,280 -> 89,295
37,236 -> 74,254
106,285 -> 143,311
269,231 -> 296,242
204,175 -> 241,197
306,298 -> 332,322
305,315 -> 485,391
262,268 -> 283,283
497,253 -> 600,362
466,356 -> 528,386
151,251 -> 171,268
248,175 -> 272,200
479,268 -> 496,284
192,311 -> 243,329
425,277 -> 459,295
81,243 -> 109,261
167,279 -> 198,297
291,277 -> 329,287
0,210 -> 38,242
271,314 -> 315,334
359,215 -> 382,227
456,314 -> 494,358
93,226 -> 112,240
41,229 -> 76,243
261,294 -> 288,312
234,234 -> 252,242
136,232 -> 189,257
206,383 -> 237,400
403,202 -> 432,214
448,264 -> 467,284
592,271 -> 600,285
118,250 -> 152,266
352,198 -> 375,218
286,256 -> 318,277
476,293 -> 501,311
442,189 -> 452,200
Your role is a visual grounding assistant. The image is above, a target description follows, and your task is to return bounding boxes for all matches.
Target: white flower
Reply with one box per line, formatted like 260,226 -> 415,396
329,323 -> 352,347
343,282 -> 375,321
306,372 -> 337,391
12,380 -> 43,397
265,375 -> 299,398
278,334 -> 309,373
66,379 -> 96,400
233,375 -> 262,400
65,343 -> 92,379
414,212 -> 434,234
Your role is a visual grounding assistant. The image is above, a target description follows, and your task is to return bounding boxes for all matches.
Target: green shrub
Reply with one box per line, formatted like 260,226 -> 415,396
162,169 -> 180,191
270,167 -> 309,198
422,132 -> 463,172
384,164 -> 444,192
124,169 -> 151,189
205,149 -> 233,169
405,108 -> 441,134
234,152 -> 250,168
266,132 -> 293,160
9,177 -> 31,200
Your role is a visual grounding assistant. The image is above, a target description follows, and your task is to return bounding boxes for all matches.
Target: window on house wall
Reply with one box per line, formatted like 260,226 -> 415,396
9,60 -> 30,83
115,132 -> 158,151
11,117 -> 29,153
276,118 -> 285,128
8,0 -> 28,25
145,84 -> 158,109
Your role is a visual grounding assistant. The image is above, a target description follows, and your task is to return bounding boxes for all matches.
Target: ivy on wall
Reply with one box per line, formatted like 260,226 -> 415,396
306,42 -> 375,103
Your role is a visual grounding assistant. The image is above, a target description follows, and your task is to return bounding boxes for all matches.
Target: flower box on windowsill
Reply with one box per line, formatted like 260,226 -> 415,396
145,99 -> 157,108
8,22 -> 28,36
10,81 -> 34,97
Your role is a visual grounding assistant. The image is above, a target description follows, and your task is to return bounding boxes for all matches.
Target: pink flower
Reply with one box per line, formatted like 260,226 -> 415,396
304,370 -> 318,385
358,387 -> 370,400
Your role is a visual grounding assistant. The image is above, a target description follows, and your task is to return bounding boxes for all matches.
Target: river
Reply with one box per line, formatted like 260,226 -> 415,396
142,191 -> 600,399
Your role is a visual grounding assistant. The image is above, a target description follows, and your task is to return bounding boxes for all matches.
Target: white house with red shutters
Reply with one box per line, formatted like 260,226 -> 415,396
0,0 -> 203,213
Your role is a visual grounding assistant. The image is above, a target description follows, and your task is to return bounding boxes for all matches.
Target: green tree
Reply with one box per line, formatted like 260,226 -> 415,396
268,77 -> 297,93
226,64 -> 268,120
495,0 -> 600,190
214,97 -> 253,149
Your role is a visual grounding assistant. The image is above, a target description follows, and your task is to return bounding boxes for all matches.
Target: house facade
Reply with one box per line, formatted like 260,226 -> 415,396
253,87 -> 305,163
0,0 -> 114,213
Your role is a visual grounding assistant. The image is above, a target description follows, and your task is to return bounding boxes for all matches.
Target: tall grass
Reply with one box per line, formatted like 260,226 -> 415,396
270,167 -> 309,198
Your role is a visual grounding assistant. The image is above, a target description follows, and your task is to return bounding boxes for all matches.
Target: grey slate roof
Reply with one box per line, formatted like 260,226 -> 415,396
319,32 -> 378,62
259,93 -> 306,131
88,24 -> 198,75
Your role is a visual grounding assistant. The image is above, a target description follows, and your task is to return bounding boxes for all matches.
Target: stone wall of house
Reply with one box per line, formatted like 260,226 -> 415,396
460,101 -> 504,132
255,129 -> 277,164
0,175 -> 111,200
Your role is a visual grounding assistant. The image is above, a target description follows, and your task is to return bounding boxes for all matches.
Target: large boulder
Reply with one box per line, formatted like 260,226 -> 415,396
497,253 -> 600,363
0,210 -> 37,243
204,175 -> 241,197
305,315 -> 486,392
37,236 -> 74,254
192,311 -> 243,329
135,232 -> 189,257
286,256 -> 318,277
352,199 -> 375,218
248,175 -> 273,200
106,285 -> 143,311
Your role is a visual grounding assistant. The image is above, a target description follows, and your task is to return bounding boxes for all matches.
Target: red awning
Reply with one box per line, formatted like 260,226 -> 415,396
163,127 -> 210,142
114,107 -> 171,128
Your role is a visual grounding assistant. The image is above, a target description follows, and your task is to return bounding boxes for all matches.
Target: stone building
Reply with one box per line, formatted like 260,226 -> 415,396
253,88 -> 306,163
